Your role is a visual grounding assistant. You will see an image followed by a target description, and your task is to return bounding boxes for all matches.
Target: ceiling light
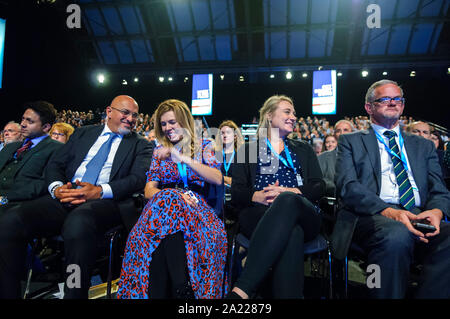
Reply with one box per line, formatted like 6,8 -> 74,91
168,77 -> 173,82
239,75 -> 244,82
159,76 -> 164,82
362,70 -> 369,77
286,72 -> 293,80
122,79 -> 128,85
410,71 -> 416,77
337,72 -> 342,77
302,72 -> 308,78
134,77 -> 139,82
220,74 -> 225,80
318,66 -> 323,70
269,74 -> 275,79
97,74 -> 105,84
184,77 -> 189,83
382,71 -> 388,76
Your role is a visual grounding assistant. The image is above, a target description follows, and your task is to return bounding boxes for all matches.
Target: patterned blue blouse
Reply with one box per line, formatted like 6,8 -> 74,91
255,141 -> 302,190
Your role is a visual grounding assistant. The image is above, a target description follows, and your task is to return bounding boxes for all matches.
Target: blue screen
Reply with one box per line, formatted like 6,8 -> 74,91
312,70 -> 337,115
0,18 -> 5,89
191,74 -> 213,116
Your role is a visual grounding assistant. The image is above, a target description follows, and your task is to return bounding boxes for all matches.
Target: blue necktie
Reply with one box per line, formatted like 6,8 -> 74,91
383,130 -> 415,211
82,133 -> 116,185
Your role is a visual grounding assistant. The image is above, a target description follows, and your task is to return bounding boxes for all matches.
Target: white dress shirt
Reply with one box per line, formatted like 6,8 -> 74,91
48,125 -> 123,199
372,123 -> 421,207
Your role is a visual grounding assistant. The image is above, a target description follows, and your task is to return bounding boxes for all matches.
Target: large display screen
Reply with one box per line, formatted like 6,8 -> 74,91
191,74 -> 213,116
0,18 -> 5,89
312,70 -> 337,115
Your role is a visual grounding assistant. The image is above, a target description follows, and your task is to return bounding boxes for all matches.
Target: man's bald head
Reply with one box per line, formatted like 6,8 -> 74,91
106,95 -> 139,135
409,121 -> 431,139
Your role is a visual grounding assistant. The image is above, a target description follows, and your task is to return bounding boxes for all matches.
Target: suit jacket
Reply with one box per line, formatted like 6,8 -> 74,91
317,148 -> 337,196
331,127 -> 450,260
231,138 -> 325,210
0,136 -> 63,201
44,125 -> 154,230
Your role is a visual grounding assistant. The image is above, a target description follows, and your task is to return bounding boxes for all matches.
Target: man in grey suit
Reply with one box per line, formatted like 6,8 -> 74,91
317,120 -> 353,196
332,80 -> 450,298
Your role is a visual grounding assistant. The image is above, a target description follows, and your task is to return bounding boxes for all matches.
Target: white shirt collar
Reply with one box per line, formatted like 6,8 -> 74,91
371,122 -> 400,137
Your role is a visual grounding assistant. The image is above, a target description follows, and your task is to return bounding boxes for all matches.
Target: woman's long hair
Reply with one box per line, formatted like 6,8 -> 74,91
215,120 -> 244,153
257,95 -> 294,138
154,99 -> 198,157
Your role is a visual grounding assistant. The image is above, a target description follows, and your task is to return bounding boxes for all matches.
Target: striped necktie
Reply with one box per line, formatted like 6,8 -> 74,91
15,140 -> 33,159
383,130 -> 415,211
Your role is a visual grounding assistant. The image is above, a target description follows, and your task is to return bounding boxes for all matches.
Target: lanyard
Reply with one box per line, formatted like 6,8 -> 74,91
374,130 -> 409,171
222,150 -> 235,176
266,138 -> 296,173
177,162 -> 188,189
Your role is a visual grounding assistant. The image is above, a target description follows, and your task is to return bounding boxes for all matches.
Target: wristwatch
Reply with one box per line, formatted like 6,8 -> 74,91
0,196 -> 8,205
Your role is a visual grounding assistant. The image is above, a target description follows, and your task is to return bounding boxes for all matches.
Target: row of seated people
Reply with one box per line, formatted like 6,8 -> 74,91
0,79 -> 449,299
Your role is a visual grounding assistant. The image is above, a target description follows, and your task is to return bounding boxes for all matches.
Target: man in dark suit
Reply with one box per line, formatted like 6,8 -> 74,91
0,102 -> 62,212
0,95 -> 153,299
332,80 -> 450,298
317,120 -> 354,196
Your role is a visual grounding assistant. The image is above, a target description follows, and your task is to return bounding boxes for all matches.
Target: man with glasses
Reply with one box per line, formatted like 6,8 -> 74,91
0,122 -> 23,151
0,95 -> 154,299
331,80 -> 450,298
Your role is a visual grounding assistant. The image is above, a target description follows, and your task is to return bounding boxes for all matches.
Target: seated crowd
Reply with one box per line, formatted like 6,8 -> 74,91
0,79 -> 449,300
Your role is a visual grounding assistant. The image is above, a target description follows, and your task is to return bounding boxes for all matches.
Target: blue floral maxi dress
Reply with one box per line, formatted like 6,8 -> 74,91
117,140 -> 227,299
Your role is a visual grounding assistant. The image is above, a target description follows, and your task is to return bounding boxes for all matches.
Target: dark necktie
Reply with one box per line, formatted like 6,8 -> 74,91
383,130 -> 415,211
81,133 -> 117,185
15,140 -> 33,159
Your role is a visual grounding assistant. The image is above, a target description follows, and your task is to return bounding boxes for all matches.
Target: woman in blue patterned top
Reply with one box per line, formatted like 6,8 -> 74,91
228,95 -> 325,299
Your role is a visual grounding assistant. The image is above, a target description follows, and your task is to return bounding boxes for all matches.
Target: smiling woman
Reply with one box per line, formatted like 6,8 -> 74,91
117,99 -> 227,299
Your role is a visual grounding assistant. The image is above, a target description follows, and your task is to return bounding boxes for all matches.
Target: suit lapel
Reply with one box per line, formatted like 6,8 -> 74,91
72,126 -> 104,171
361,128 -> 382,192
110,133 -> 133,181
15,136 -> 51,172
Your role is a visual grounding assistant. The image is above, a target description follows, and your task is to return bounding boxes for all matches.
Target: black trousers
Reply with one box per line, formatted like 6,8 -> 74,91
0,195 -> 122,299
147,231 -> 193,299
236,192 -> 322,298
353,209 -> 450,299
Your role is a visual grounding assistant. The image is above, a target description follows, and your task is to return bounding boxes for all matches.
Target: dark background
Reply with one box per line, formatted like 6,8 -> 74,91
0,1 -> 449,130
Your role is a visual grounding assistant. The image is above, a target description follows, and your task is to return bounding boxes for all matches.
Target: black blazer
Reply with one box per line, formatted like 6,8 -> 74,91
44,125 -> 154,230
231,138 -> 325,210
0,136 -> 63,201
331,127 -> 450,260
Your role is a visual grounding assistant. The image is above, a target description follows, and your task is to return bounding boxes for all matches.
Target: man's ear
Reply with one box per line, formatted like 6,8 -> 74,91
42,123 -> 51,134
364,103 -> 373,116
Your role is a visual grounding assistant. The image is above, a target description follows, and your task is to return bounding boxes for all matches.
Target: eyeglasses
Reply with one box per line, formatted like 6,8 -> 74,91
110,106 -> 139,119
4,129 -> 20,133
51,132 -> 66,137
372,96 -> 405,105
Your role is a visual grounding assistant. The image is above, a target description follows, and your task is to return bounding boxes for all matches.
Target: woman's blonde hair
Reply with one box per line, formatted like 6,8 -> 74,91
216,120 -> 244,152
154,99 -> 198,157
257,95 -> 294,137
50,122 -> 75,141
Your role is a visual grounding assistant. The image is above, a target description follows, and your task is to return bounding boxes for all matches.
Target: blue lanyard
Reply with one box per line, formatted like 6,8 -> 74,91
374,130 -> 409,171
177,162 -> 188,188
222,150 -> 235,176
266,138 -> 296,173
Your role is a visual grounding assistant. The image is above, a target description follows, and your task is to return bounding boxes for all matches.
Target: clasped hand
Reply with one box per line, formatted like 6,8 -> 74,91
252,180 -> 302,206
381,207 -> 442,243
155,147 -> 189,164
55,180 -> 102,205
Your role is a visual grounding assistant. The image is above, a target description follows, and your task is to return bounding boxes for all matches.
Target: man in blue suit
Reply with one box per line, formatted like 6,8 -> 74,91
332,80 -> 450,298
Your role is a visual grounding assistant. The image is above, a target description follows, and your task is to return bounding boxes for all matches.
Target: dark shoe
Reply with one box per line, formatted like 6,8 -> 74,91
173,282 -> 195,299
